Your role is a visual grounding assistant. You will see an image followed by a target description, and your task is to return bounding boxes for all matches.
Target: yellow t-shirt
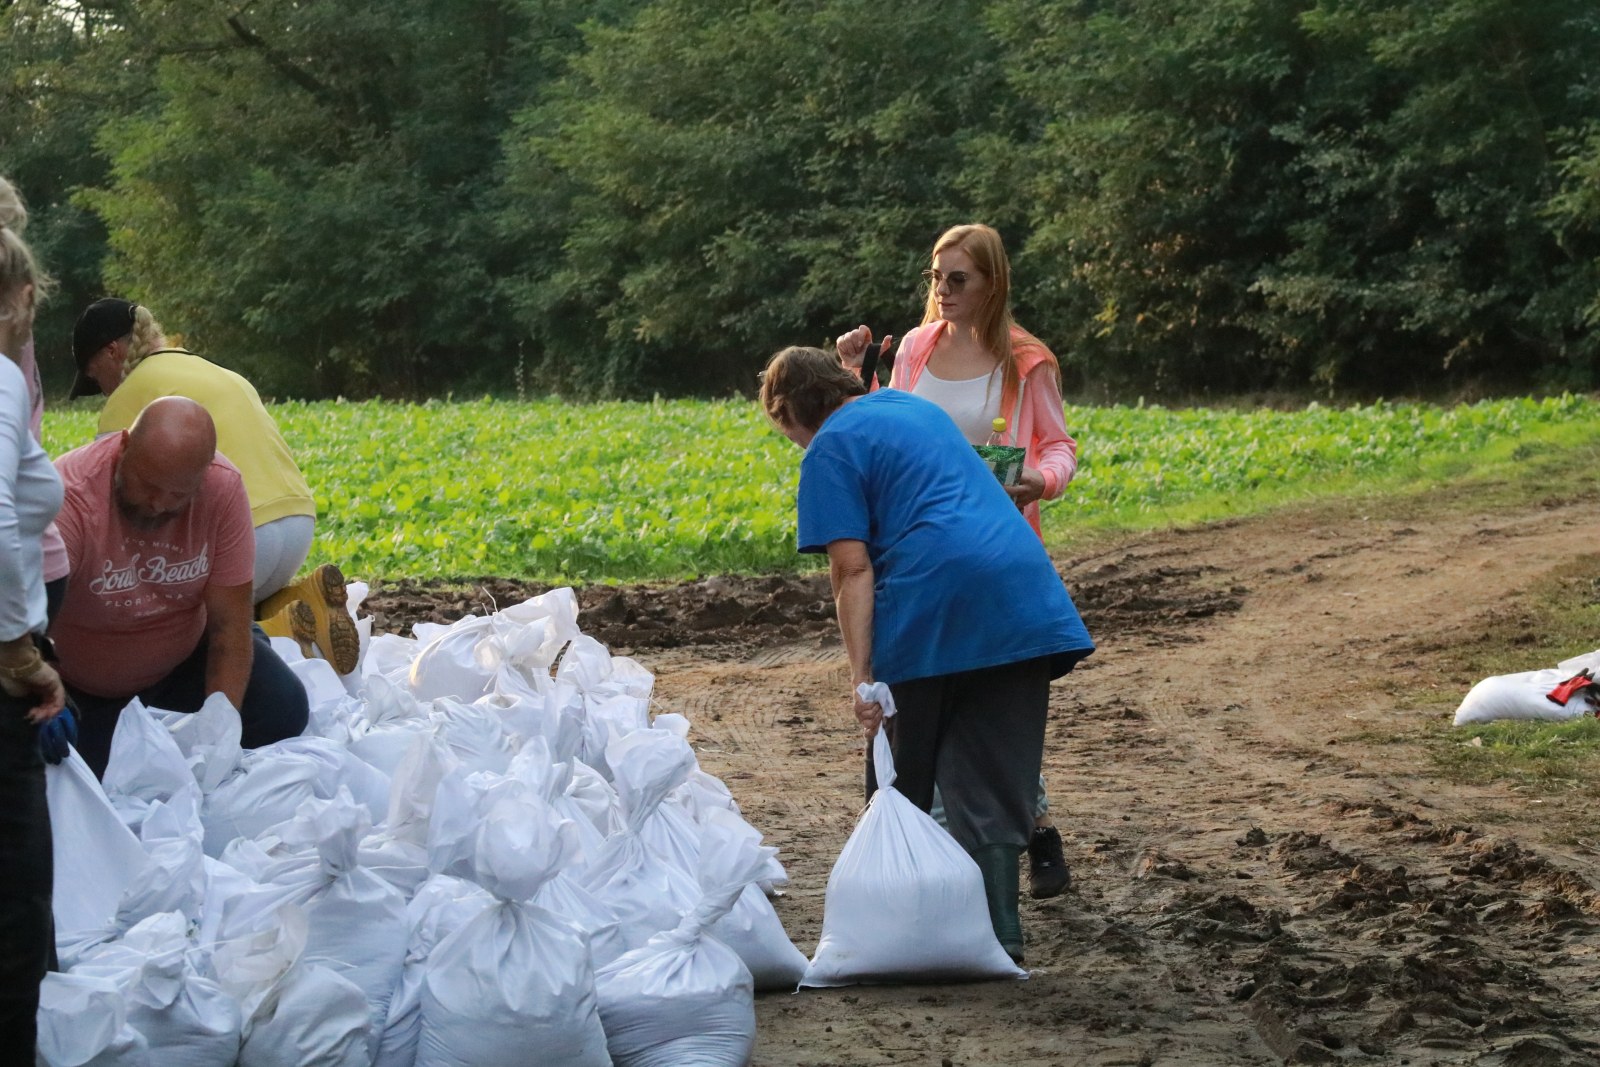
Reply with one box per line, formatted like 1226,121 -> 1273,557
97,350 -> 315,527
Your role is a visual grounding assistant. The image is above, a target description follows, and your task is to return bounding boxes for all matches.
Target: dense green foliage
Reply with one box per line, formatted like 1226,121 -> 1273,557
39,394 -> 1600,582
4,0 -> 1599,398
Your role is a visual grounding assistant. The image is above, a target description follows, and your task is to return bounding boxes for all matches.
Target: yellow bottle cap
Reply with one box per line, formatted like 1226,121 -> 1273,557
991,418 -> 1007,432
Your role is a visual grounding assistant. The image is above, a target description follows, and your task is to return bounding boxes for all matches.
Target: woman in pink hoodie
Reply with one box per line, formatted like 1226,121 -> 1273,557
837,223 -> 1079,899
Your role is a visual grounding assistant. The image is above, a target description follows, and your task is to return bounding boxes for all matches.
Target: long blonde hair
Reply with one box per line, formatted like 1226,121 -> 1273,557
122,304 -> 171,378
0,177 -> 28,232
0,177 -> 52,331
919,224 -> 1055,402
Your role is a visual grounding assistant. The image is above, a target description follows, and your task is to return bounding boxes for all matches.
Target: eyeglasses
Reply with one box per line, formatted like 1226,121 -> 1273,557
922,269 -> 979,292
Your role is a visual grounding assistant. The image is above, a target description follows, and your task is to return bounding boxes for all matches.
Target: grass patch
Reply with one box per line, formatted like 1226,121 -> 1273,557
39,393 -> 1600,582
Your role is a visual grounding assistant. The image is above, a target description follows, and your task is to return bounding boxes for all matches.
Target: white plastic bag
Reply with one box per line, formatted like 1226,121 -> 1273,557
35,972 -> 150,1067
212,902 -> 374,1067
416,791 -> 611,1067
800,684 -> 1025,987
72,912 -> 241,1067
1453,668 -> 1595,725
215,790 -> 408,1054
595,808 -> 768,1067
373,875 -> 495,1067
161,692 -> 244,793
200,745 -> 324,855
102,698 -> 193,810
48,752 -> 150,951
584,732 -> 699,949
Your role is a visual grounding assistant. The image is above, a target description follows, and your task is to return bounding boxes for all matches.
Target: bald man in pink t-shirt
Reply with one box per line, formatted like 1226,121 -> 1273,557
50,398 -> 308,776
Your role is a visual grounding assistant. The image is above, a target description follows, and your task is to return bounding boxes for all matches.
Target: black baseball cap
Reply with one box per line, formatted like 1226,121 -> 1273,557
70,298 -> 138,398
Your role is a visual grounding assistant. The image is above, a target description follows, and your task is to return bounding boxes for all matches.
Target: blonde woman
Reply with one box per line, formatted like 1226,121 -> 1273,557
65,298 -> 356,673
837,224 -> 1079,899
0,208 -> 67,1057
0,179 -> 68,613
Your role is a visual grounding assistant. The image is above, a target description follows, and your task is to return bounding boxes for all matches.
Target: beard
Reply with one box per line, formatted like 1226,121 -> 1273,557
113,470 -> 180,531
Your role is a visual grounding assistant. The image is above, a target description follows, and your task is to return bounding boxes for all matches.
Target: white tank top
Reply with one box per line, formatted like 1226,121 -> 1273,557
911,366 -> 1003,445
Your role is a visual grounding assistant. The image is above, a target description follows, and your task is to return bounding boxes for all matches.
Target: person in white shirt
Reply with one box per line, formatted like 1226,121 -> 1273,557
0,205 -> 67,1060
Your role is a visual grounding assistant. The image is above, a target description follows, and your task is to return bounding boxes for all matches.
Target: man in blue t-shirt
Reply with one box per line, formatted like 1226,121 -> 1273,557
759,345 -> 1093,963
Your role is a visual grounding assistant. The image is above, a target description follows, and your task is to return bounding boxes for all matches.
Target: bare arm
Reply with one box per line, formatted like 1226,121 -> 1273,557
202,580 -> 255,710
827,538 -> 880,736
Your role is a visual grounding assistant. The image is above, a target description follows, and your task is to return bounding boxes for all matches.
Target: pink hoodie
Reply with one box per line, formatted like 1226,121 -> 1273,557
884,321 -> 1078,538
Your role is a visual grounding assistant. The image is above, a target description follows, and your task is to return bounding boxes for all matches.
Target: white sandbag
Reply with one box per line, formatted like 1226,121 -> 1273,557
103,698 -> 193,807
48,752 -> 150,951
215,790 -> 408,1053
385,725 -> 460,847
373,876 -> 494,1067
213,900 -> 373,1067
495,586 -> 582,670
567,758 -> 624,839
1453,668 -> 1595,725
604,656 -> 655,701
36,972 -> 150,1067
500,739 -> 608,867
73,912 -> 241,1067
595,808 -> 769,1067
1558,647 -> 1600,676
409,615 -> 497,703
556,634 -> 615,691
160,692 -> 244,794
109,834 -> 208,939
581,693 -> 651,778
416,792 -> 610,1067
426,765 -> 525,880
800,684 -> 1025,988
430,696 -> 513,773
584,732 -> 699,949
292,655 -> 355,740
536,870 -> 629,969
200,746 -> 323,855
137,780 -> 204,847
365,632 -> 422,684
349,719 -> 432,780
710,882 -> 808,991
356,831 -> 433,898
269,734 -> 393,824
239,962 -> 373,1067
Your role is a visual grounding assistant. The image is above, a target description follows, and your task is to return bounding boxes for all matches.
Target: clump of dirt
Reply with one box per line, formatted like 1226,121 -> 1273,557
362,549 -> 1245,656
1065,558 -> 1246,635
361,572 -> 836,651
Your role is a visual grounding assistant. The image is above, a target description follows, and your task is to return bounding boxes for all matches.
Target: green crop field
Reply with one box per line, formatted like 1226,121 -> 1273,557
41,393 -> 1600,583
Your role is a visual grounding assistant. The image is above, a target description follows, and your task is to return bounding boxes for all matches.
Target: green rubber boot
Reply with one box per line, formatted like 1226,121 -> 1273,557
972,844 -> 1025,964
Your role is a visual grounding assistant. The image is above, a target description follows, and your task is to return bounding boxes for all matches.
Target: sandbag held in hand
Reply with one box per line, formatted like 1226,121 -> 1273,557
800,684 -> 1025,988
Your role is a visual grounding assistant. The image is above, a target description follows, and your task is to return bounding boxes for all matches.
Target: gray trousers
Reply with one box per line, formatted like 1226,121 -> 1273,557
885,656 -> 1051,851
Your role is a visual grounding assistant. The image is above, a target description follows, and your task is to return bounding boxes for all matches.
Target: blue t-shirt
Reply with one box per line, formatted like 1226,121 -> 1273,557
796,390 -> 1094,685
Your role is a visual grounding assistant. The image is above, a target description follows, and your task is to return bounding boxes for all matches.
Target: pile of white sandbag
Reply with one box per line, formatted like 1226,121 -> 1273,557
41,586 -> 807,1067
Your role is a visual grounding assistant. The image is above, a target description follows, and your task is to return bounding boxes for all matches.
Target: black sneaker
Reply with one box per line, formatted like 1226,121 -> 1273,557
1028,826 -> 1070,899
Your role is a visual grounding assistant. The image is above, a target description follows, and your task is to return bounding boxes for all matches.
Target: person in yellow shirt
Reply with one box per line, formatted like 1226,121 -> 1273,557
66,298 -> 357,674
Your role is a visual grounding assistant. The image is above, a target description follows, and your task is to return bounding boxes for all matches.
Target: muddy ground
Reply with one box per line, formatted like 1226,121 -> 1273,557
365,490 -> 1600,1066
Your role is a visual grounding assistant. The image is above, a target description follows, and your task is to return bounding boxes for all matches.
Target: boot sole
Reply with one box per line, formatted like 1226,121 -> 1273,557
302,563 -> 359,674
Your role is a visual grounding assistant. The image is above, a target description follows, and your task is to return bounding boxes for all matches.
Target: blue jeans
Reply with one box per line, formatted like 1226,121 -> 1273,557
66,624 -> 309,778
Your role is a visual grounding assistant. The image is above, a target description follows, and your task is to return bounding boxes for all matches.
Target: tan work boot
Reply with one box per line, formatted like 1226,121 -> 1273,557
258,598 -> 317,661
258,563 -> 359,674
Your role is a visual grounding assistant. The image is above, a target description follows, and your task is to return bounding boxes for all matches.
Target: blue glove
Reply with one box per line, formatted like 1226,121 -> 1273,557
38,705 -> 77,765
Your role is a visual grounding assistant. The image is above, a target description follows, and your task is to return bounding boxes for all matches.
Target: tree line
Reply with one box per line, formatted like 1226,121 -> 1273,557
2,0 -> 1597,401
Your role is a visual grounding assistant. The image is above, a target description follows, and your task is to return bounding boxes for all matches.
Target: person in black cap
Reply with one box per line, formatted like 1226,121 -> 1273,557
64,298 -> 357,674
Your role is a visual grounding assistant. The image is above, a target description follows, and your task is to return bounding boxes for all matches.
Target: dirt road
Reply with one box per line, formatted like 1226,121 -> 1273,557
369,490 -> 1600,1065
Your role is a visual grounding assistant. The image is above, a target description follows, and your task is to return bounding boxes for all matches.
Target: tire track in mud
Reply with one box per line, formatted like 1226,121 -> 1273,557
1054,501 -> 1600,1065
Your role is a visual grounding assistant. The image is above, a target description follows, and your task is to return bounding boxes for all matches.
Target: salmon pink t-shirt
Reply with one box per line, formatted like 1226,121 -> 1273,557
52,434 -> 255,697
